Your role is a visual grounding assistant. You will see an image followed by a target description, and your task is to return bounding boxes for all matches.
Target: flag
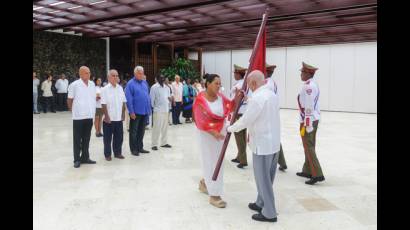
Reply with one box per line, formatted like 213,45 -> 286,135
248,28 -> 267,77
212,9 -> 269,181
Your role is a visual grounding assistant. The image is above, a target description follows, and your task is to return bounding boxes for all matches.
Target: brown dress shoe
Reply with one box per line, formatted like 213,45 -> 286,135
114,155 -> 125,159
209,198 -> 226,208
105,156 -> 112,161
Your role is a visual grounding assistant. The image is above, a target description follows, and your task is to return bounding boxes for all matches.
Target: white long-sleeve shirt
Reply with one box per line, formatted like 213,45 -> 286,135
41,80 -> 53,97
265,77 -> 278,95
55,79 -> 69,93
150,83 -> 171,113
171,81 -> 183,102
297,79 -> 320,128
230,79 -> 251,114
227,85 -> 281,155
96,86 -> 102,108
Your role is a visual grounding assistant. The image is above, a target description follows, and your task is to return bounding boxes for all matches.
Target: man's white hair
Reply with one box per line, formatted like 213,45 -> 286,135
247,70 -> 265,85
108,69 -> 118,76
134,66 -> 144,73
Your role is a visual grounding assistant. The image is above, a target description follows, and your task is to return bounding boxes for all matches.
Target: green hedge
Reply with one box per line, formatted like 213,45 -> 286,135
33,31 -> 106,80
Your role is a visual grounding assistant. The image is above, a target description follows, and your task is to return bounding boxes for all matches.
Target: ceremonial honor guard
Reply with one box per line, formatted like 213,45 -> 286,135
265,64 -> 287,172
296,62 -> 325,185
231,64 -> 249,168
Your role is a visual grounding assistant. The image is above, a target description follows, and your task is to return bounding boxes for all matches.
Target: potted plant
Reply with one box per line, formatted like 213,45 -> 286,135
160,58 -> 200,81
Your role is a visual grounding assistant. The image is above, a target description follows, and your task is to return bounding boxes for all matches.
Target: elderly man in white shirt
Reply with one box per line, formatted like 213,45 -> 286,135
101,69 -> 127,161
56,74 -> 69,111
227,70 -> 280,223
171,75 -> 183,125
150,74 -> 173,151
67,66 -> 97,168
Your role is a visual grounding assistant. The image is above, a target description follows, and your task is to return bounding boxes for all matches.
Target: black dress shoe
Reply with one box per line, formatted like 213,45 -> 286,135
296,172 -> 312,178
131,151 -> 140,156
305,176 -> 325,185
139,149 -> 150,154
74,161 -> 81,168
152,146 -> 158,151
248,203 -> 262,212
237,163 -> 248,169
81,159 -> 96,164
252,213 -> 277,222
231,158 -> 240,163
279,165 -> 287,171
161,144 -> 172,148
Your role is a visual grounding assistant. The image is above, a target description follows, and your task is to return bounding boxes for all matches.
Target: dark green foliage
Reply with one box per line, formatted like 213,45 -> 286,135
33,31 -> 106,80
159,58 -> 200,81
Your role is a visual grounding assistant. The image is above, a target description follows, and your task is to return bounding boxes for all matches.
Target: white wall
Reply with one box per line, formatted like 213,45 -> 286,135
202,42 -> 377,113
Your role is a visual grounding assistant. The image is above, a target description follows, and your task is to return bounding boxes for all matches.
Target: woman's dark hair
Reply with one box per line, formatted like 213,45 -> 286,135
94,78 -> 102,85
203,73 -> 220,88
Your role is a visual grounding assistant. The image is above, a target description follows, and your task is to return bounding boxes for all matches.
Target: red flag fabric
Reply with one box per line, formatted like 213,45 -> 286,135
248,28 -> 267,77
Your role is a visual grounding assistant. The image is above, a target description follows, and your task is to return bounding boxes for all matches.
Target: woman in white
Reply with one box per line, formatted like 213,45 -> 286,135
94,78 -> 103,137
193,74 -> 234,208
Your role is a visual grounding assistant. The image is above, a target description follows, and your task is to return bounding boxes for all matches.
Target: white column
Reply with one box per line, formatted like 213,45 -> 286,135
106,37 -> 110,74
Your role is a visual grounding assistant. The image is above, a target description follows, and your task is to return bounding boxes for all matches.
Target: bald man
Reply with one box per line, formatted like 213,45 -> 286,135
227,70 -> 280,223
67,66 -> 97,168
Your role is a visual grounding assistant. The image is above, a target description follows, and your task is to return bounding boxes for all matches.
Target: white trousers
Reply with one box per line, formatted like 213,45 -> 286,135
151,112 -> 169,147
125,107 -> 130,130
198,129 -> 225,196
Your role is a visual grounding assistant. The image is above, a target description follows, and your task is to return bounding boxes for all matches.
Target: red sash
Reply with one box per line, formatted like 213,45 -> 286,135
193,91 -> 233,133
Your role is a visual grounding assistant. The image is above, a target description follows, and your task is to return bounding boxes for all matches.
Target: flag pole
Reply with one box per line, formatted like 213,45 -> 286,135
212,9 -> 269,181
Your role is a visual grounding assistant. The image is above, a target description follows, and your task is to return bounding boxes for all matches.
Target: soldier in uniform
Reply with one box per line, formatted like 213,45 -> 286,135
296,62 -> 325,185
266,64 -> 287,172
231,64 -> 249,168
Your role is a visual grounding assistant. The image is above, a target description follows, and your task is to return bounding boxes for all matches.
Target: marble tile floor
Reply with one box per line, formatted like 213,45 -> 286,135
33,109 -> 377,230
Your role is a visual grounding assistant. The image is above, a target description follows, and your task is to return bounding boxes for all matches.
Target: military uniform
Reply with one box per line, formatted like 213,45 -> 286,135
296,62 -> 325,185
266,64 -> 287,171
231,64 -> 249,168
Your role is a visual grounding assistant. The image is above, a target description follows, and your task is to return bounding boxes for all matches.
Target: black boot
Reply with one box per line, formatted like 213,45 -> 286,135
305,176 -> 325,185
252,213 -> 277,222
296,172 -> 312,178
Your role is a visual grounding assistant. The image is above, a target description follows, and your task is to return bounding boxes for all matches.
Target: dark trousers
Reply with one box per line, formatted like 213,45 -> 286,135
234,114 -> 248,164
103,121 -> 124,157
278,144 -> 287,168
129,114 -> 147,153
172,102 -> 182,124
301,121 -> 323,177
42,96 -> 55,112
57,93 -> 67,111
73,119 -> 93,163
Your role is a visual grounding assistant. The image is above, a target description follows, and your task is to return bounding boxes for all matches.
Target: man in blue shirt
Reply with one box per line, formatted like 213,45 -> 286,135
125,66 -> 151,156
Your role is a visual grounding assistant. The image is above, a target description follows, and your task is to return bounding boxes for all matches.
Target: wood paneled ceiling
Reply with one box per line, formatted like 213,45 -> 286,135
33,0 -> 377,50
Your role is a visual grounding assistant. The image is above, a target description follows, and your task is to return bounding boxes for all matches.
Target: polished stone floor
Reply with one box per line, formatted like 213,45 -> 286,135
33,109 -> 377,230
